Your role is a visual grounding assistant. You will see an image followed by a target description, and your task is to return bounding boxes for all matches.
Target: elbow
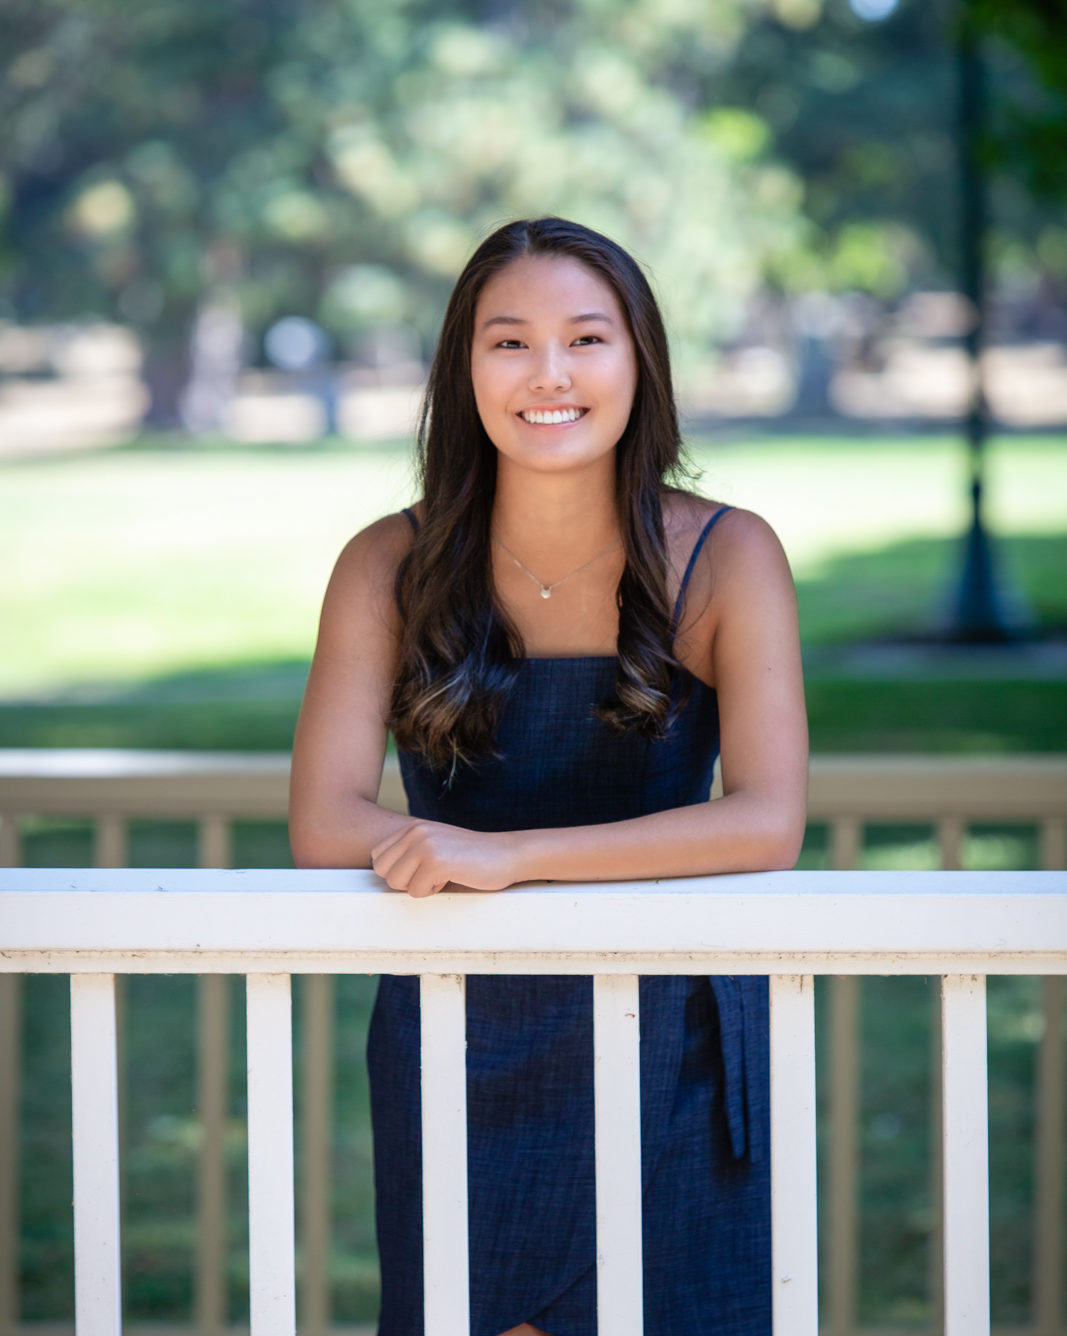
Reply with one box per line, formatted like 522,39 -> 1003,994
291,844 -> 333,870
730,798 -> 807,873
764,830 -> 805,871
289,829 -> 330,869
288,821 -> 368,871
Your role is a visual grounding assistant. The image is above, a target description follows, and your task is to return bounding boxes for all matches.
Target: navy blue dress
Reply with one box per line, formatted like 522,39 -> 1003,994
367,508 -> 771,1335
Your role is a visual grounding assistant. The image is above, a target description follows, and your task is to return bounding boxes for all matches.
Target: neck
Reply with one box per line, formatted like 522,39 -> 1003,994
492,461 -> 620,556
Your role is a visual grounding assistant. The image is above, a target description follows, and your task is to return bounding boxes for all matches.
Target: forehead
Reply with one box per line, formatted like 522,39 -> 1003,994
474,254 -> 626,325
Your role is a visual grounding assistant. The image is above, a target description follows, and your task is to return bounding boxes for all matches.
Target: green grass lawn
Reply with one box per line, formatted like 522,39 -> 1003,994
3,431 -> 1066,751
6,432 -> 1066,1327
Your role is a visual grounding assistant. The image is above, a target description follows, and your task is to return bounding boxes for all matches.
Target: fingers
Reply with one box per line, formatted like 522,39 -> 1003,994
369,821 -> 509,896
370,822 -> 447,896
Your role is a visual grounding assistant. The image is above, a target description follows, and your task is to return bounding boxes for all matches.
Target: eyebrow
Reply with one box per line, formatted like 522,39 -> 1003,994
479,311 -> 617,331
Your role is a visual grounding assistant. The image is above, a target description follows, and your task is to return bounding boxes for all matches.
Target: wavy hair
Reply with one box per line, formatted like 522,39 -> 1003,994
389,217 -> 691,769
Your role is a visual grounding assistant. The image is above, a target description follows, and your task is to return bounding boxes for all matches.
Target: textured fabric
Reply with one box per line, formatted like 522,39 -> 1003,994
368,507 -> 771,1335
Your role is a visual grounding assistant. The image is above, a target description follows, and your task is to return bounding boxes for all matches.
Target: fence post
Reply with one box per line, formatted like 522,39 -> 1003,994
826,975 -> 860,1336
421,973 -> 469,1336
197,975 -> 229,1336
940,974 -> 989,1336
770,973 -> 819,1335
301,974 -> 334,1336
70,973 -> 122,1336
594,973 -> 643,1334
246,974 -> 296,1336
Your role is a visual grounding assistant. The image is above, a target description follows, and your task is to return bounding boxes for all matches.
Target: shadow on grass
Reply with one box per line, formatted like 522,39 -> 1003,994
795,530 -> 1067,646
0,660 -> 310,750
2,532 -> 1064,754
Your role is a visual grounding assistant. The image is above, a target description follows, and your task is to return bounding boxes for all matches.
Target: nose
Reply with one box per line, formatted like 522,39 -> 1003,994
530,345 -> 571,393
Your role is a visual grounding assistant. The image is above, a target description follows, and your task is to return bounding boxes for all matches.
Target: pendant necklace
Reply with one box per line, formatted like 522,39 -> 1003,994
493,533 -> 619,600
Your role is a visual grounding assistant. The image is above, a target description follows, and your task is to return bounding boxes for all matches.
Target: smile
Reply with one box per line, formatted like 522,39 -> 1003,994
519,407 -> 587,425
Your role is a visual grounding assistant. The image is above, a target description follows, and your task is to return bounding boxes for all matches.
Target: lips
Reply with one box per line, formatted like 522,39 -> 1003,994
518,407 -> 587,425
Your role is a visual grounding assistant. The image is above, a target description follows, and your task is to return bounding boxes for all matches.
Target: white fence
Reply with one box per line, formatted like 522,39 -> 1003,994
2,750 -> 1066,1335
2,866 -> 1066,1336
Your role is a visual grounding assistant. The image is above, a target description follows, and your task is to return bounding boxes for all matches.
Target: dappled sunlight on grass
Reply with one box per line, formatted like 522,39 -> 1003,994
795,530 -> 1067,645
797,823 -> 1042,870
2,433 -> 1064,695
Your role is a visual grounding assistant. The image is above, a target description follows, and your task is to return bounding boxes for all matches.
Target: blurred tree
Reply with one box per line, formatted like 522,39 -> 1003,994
1,0 -> 311,418
709,0 -> 1067,301
0,0 -> 809,421
972,0 -> 1067,202
4,0 -> 1059,423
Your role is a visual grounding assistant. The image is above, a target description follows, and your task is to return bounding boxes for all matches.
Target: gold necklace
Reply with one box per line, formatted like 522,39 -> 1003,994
492,533 -> 619,600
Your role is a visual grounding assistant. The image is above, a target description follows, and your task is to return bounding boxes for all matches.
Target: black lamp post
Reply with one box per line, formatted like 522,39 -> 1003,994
946,0 -> 1025,641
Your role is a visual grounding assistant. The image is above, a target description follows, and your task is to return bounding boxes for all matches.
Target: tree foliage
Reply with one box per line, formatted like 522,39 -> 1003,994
0,0 -> 809,401
1,0 -> 1062,417
710,0 -> 1067,299
971,0 -> 1067,202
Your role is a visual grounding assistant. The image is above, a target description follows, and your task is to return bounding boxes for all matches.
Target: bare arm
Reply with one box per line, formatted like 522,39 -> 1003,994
370,510 -> 808,895
288,514 -> 416,868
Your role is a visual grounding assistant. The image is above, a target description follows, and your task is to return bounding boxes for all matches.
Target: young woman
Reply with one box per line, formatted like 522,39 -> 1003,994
289,217 -> 808,1336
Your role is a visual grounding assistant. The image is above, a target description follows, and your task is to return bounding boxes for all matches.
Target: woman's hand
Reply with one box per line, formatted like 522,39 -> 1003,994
370,820 -> 520,897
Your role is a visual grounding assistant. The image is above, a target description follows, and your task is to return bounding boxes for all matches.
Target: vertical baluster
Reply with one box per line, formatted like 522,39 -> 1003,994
826,975 -> 860,1336
593,973 -> 643,1335
1033,975 -> 1064,1336
770,973 -> 819,1335
0,814 -> 21,867
830,817 -> 862,873
197,975 -> 229,1336
1040,817 -> 1065,872
940,974 -> 989,1336
0,975 -> 19,1335
70,974 -> 122,1336
827,818 -> 861,1336
197,813 -> 232,1336
94,815 -> 128,870
198,816 -> 233,870
420,973 -> 469,1336
246,974 -> 296,1336
301,975 -> 333,1336
937,818 -> 964,872
94,811 -> 129,1289
928,978 -> 944,1332
931,809 -> 958,1330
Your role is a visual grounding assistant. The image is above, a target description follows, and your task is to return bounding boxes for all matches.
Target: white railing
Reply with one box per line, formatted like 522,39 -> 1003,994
2,749 -> 1066,872
2,750 -> 1066,1336
1,867 -> 1066,1336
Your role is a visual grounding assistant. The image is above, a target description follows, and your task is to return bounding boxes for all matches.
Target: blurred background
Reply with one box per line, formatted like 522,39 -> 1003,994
2,0 -> 1065,1330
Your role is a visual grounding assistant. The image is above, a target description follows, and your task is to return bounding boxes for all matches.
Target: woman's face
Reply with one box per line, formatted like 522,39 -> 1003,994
470,254 -> 638,480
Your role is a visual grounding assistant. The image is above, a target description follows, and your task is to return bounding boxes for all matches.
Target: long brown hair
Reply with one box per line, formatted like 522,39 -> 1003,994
389,217 -> 691,769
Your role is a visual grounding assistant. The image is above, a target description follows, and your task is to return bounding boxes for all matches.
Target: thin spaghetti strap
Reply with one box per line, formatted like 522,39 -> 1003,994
671,505 -> 732,629
401,506 -> 419,534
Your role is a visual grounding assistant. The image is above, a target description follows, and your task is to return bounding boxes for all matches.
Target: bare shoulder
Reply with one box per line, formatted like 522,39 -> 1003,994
329,509 -> 416,588
316,509 -> 418,650
707,505 -> 790,570
666,493 -> 796,667
665,491 -> 790,581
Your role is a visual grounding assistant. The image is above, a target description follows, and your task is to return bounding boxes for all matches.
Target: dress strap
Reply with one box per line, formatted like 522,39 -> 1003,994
401,506 -> 420,534
671,505 -> 732,630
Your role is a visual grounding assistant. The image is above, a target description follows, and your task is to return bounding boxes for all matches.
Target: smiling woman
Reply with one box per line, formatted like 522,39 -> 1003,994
469,255 -> 637,483
289,217 -> 808,1336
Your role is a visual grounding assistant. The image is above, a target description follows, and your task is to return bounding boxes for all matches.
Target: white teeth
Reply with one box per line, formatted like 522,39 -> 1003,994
522,407 -> 582,424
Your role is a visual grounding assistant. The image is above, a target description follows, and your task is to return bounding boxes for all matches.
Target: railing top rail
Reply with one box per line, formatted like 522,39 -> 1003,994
0,748 -> 292,817
0,747 -> 293,776
2,867 -> 1065,976
3,748 -> 1065,819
